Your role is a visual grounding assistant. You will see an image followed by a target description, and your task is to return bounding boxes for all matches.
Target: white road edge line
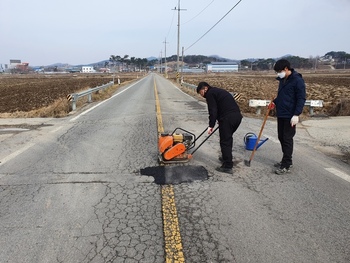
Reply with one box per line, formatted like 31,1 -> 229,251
0,143 -> 35,166
325,168 -> 350,183
50,126 -> 63,133
0,127 -> 63,167
69,79 -> 143,122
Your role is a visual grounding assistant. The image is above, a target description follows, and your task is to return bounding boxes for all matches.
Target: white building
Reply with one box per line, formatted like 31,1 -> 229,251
206,62 -> 238,73
81,66 -> 96,73
9,59 -> 21,69
0,64 -> 6,72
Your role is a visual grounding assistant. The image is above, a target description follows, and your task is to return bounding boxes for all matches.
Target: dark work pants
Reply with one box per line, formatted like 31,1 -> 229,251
277,118 -> 296,168
218,112 -> 243,168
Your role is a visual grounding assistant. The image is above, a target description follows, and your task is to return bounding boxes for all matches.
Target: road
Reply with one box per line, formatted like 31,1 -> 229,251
0,73 -> 349,263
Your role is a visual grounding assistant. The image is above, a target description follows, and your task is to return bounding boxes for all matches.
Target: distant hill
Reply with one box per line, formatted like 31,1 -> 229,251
36,51 -> 349,68
147,57 -> 158,61
46,63 -> 71,68
209,54 -> 239,63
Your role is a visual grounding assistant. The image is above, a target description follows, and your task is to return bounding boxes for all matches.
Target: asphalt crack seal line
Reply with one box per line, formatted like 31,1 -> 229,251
154,77 -> 185,262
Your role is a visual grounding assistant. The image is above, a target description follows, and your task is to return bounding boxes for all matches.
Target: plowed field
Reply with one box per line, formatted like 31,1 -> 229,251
0,74 -> 134,113
0,72 -> 349,117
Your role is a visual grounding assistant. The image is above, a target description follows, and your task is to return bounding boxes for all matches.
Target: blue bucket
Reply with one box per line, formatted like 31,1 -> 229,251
244,133 -> 268,151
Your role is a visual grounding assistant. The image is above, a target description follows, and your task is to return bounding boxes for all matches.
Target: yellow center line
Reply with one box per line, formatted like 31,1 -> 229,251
154,78 -> 185,263
154,79 -> 164,135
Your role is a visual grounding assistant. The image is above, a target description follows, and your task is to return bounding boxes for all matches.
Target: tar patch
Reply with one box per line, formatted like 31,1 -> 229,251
140,165 -> 208,185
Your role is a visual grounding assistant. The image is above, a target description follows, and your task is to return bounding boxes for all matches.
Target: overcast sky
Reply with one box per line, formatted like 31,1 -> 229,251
1,0 -> 349,66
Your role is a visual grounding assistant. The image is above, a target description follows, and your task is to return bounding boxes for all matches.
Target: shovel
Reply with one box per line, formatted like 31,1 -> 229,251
244,101 -> 273,167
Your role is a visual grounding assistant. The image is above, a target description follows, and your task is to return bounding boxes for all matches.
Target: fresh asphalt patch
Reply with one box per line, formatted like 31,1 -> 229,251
140,165 -> 208,185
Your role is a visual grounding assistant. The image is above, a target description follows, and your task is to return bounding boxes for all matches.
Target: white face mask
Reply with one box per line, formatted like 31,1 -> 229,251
277,71 -> 286,79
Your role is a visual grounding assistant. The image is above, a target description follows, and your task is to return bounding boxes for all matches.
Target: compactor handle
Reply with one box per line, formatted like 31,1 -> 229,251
191,126 -> 219,155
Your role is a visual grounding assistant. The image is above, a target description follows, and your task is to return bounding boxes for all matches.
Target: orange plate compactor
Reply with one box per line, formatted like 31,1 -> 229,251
158,127 -> 218,164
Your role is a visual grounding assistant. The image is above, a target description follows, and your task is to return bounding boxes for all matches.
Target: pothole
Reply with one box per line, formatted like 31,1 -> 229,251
140,165 -> 208,185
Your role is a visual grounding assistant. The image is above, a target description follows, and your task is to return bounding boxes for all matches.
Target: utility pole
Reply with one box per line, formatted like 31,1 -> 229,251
160,51 -> 162,74
181,46 -> 184,84
163,38 -> 168,78
173,1 -> 186,82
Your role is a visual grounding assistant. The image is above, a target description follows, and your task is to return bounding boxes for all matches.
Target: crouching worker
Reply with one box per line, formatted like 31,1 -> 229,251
197,82 -> 243,174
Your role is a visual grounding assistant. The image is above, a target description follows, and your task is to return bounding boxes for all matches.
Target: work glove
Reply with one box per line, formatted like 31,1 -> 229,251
267,102 -> 275,110
290,115 -> 299,127
207,127 -> 214,134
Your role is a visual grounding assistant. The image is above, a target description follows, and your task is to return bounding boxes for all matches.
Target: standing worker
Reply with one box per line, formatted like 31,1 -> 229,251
270,59 -> 306,174
197,82 -> 243,174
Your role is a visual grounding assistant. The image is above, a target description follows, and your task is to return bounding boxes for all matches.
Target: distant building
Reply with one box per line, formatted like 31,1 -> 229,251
16,62 -> 29,71
81,66 -> 95,73
9,59 -> 21,69
206,62 -> 238,73
7,60 -> 29,73
0,64 -> 6,72
66,67 -> 81,73
99,67 -> 110,73
182,66 -> 205,73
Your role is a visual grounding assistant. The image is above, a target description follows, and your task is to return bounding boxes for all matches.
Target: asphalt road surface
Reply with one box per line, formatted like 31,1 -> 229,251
0,73 -> 349,263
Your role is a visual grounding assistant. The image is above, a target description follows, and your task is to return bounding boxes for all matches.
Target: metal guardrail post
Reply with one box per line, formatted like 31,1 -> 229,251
256,106 -> 261,115
309,106 -> 314,115
304,100 -> 323,116
72,94 -> 78,111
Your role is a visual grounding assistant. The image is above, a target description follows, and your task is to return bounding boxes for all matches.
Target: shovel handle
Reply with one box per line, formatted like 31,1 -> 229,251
248,98 -> 273,163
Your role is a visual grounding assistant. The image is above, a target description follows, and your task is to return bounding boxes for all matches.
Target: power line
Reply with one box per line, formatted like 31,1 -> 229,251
182,0 -> 215,25
166,5 -> 177,40
185,0 -> 243,52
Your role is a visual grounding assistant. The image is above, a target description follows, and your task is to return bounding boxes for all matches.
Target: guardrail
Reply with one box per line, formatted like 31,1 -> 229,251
249,99 -> 323,115
181,82 -> 197,90
67,81 -> 114,111
181,81 -> 242,101
181,82 -> 323,115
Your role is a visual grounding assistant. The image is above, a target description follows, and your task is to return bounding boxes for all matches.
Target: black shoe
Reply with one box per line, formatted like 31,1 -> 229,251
275,167 -> 291,175
274,162 -> 293,169
215,166 -> 232,174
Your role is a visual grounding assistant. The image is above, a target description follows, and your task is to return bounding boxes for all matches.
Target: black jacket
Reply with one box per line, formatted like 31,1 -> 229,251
273,69 -> 306,118
205,86 -> 241,128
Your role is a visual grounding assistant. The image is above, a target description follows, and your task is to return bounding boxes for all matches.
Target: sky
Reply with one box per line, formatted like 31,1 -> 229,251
1,0 -> 350,66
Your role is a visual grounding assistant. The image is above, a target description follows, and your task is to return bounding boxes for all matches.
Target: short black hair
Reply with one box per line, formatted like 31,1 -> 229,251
196,82 -> 211,93
273,59 -> 291,72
